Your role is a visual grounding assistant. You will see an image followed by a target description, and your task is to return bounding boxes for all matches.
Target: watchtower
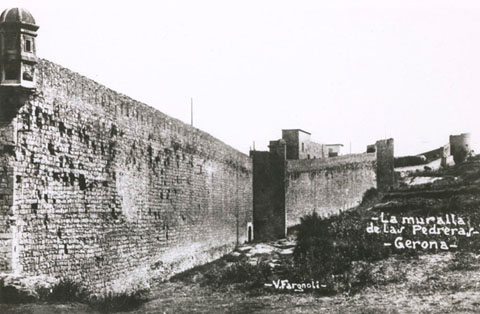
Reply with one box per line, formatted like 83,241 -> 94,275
0,8 -> 39,90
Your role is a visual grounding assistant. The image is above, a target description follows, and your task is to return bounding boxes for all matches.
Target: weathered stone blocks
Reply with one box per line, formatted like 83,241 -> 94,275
0,59 -> 253,291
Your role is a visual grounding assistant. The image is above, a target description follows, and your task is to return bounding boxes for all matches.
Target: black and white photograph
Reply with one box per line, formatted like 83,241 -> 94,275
1,1 -> 480,313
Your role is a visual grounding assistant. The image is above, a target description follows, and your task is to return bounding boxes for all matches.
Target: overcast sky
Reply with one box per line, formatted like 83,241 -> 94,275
4,0 -> 480,155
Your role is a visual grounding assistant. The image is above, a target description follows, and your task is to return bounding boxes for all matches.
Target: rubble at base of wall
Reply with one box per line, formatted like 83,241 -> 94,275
0,273 -> 59,300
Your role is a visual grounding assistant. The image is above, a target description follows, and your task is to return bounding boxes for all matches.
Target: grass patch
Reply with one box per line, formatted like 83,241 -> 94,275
206,261 -> 267,285
445,252 -> 479,272
409,273 -> 463,294
0,278 -> 150,313
199,258 -> 273,292
90,289 -> 150,313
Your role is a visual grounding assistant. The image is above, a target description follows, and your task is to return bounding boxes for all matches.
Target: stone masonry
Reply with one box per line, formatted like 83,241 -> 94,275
251,138 -> 395,241
0,7 -> 401,293
0,59 -> 253,293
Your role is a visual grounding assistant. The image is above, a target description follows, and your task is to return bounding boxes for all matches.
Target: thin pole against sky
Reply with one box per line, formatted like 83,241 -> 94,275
191,97 -> 193,127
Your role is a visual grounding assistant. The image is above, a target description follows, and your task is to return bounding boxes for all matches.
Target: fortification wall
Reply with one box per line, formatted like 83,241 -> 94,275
251,148 -> 286,241
394,144 -> 450,168
375,139 -> 395,191
2,59 -> 252,292
0,122 -> 14,272
418,144 -> 450,162
285,153 -> 376,227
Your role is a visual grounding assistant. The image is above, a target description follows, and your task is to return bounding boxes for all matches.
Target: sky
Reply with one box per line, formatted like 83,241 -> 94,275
3,0 -> 480,156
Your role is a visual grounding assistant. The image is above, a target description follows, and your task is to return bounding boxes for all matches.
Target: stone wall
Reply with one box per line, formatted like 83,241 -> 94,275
252,139 -> 394,234
0,59 -> 252,292
376,139 -> 395,191
394,144 -> 449,168
285,153 -> 376,227
419,144 -> 450,162
303,140 -> 326,159
251,145 -> 286,241
0,122 -> 14,271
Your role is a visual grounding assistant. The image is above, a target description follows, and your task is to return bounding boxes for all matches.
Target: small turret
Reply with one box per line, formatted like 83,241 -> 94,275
450,133 -> 472,164
0,8 -> 39,89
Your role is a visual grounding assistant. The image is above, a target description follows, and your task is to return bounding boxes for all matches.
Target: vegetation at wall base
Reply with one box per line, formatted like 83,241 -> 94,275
0,278 -> 150,313
89,289 -> 151,313
0,279 -> 36,304
41,279 -> 89,302
191,159 -> 480,296
287,157 -> 480,295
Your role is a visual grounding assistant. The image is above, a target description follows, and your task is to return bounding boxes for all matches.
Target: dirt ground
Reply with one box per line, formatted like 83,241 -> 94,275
2,246 -> 480,314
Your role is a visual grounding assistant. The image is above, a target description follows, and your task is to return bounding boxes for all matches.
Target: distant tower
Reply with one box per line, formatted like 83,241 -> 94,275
450,133 -> 472,164
0,8 -> 39,90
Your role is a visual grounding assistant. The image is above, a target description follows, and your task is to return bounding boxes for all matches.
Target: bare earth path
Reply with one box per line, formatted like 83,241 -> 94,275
2,248 -> 480,314
129,251 -> 480,314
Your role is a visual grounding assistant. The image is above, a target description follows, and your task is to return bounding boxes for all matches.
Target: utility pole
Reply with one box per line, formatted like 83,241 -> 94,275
190,97 -> 193,127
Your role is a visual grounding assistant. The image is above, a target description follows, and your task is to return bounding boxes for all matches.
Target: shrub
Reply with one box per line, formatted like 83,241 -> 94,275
0,277 -> 150,313
42,278 -> 89,303
292,210 -> 392,294
294,211 -> 391,264
371,261 -> 408,286
360,188 -> 379,206
347,262 -> 375,294
202,259 -> 273,291
0,279 -> 36,304
90,289 -> 150,313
